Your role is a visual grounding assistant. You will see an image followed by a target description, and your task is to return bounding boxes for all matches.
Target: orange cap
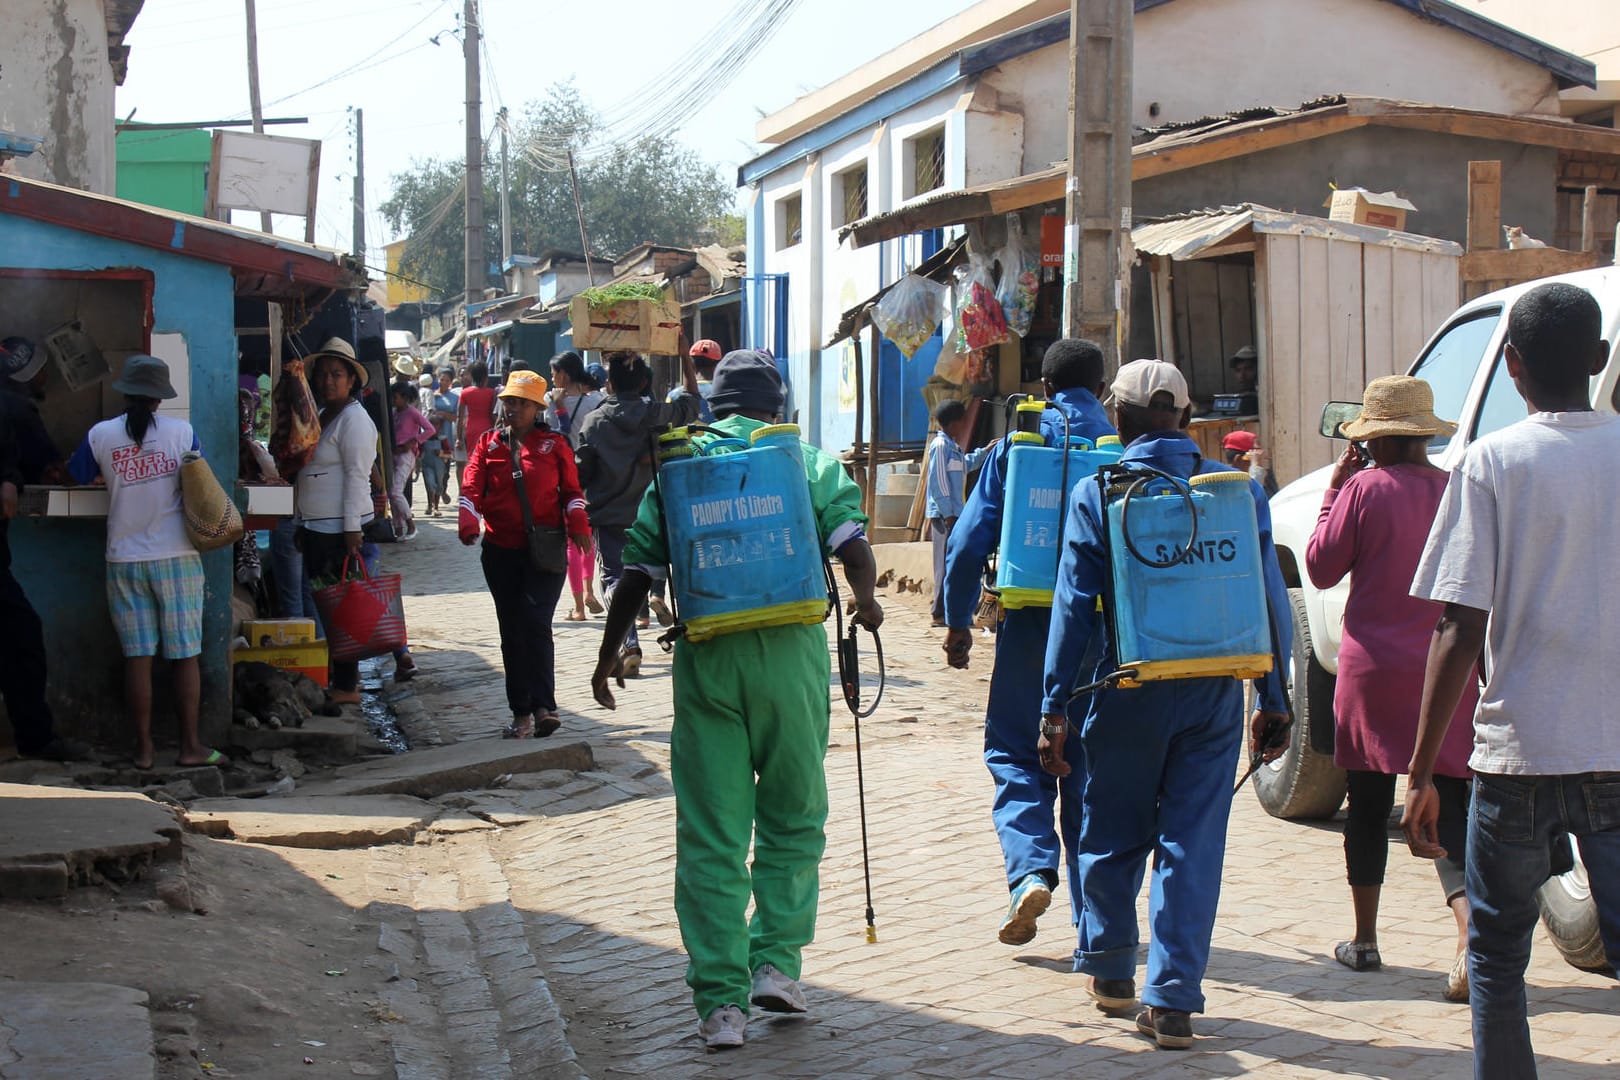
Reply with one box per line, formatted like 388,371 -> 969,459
690,338 -> 723,362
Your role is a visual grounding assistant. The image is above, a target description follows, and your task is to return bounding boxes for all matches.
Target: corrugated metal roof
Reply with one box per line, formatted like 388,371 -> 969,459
1133,204 -> 1463,259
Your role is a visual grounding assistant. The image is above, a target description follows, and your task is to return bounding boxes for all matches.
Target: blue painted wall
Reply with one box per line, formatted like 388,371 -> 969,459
0,214 -> 238,747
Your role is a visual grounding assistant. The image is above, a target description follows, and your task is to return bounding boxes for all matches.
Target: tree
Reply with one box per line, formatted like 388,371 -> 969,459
380,84 -> 735,300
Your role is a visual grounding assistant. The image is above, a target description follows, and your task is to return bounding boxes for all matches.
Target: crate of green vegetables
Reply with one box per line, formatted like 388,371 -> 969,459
569,284 -> 682,354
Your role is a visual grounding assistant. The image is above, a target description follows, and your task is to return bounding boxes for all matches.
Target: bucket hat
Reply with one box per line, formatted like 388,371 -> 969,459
111,353 -> 178,400
392,354 -> 423,379
498,369 -> 549,405
1111,359 -> 1190,410
1339,375 -> 1456,440
308,337 -> 368,388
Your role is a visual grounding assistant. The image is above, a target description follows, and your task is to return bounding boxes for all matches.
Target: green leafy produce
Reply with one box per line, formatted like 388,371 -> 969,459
580,282 -> 668,309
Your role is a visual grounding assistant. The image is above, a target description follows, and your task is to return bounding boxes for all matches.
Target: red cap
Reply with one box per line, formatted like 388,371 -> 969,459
1222,429 -> 1258,453
690,339 -> 723,361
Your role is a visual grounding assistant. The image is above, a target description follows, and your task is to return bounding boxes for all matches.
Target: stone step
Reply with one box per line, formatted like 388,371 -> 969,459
185,794 -> 441,849
226,714 -> 360,759
0,982 -> 155,1079
373,838 -> 583,1079
294,739 -> 595,800
873,492 -> 915,526
0,784 -> 181,899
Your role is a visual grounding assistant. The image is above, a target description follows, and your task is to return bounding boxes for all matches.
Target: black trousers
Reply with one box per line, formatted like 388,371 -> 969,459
0,538 -> 59,754
480,540 -> 565,717
299,528 -> 362,692
1345,769 -> 1470,902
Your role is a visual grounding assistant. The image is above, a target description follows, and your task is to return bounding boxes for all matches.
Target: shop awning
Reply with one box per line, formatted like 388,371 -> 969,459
1133,205 -> 1462,261
839,167 -> 1063,249
467,320 -> 514,339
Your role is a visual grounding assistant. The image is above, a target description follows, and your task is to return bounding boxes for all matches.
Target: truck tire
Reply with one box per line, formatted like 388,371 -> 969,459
1537,839 -> 1612,974
1253,588 -> 1348,820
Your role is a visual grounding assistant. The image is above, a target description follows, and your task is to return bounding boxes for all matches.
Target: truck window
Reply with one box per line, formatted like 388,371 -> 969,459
1410,309 -> 1500,450
1474,347 -> 1528,439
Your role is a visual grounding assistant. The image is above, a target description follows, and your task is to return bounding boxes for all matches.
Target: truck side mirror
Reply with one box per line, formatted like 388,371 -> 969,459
1319,401 -> 1362,440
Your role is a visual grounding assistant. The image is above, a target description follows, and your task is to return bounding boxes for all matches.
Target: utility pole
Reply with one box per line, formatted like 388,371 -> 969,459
1062,0 -> 1133,374
462,0 -> 486,305
351,108 -> 366,260
243,0 -> 271,232
498,106 -> 512,269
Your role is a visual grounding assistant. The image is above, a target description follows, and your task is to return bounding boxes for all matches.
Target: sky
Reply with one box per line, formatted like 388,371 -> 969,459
116,0 -> 983,270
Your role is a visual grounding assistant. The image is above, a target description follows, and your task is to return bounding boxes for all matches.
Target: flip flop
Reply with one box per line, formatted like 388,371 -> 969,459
563,611 -> 586,622
177,749 -> 230,768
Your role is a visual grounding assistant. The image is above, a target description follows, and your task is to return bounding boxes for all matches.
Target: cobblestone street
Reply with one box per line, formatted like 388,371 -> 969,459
378,514 -> 1618,1078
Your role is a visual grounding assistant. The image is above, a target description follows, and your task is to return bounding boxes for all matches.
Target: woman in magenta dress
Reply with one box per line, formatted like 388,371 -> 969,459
1306,375 -> 1477,1002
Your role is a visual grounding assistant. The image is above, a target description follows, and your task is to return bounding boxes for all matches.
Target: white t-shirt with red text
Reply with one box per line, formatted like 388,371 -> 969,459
75,413 -> 201,562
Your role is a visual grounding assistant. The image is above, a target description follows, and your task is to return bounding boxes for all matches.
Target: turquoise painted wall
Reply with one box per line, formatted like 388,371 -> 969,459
0,214 -> 239,748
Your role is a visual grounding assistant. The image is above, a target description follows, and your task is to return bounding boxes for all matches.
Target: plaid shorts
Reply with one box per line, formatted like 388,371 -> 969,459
106,554 -> 205,659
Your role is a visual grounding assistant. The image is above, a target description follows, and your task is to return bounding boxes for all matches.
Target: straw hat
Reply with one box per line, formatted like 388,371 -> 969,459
498,369 -> 549,405
308,337 -> 368,388
392,354 -> 424,379
1339,375 -> 1456,440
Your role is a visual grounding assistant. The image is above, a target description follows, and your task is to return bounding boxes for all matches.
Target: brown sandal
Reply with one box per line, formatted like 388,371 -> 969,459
503,714 -> 536,739
534,711 -> 561,738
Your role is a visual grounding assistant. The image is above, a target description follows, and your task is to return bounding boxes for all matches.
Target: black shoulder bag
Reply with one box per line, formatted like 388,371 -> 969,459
506,429 -> 569,574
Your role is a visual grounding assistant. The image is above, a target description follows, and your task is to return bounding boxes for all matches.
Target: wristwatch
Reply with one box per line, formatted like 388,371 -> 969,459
1040,719 -> 1067,739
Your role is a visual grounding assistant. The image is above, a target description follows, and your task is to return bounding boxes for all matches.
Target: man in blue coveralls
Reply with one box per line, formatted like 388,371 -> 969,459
1040,359 -> 1291,1049
941,338 -> 1115,948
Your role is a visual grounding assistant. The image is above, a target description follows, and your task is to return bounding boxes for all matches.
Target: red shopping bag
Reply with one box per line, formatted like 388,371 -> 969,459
313,556 -> 407,662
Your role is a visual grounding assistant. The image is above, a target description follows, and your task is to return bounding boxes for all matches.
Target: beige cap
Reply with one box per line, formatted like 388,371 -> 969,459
1111,359 -> 1190,410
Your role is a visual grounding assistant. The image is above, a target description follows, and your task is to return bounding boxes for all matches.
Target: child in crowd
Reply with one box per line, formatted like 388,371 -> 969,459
389,382 -> 436,541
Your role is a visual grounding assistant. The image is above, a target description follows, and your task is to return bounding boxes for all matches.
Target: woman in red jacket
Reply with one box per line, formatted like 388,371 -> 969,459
460,370 -> 591,738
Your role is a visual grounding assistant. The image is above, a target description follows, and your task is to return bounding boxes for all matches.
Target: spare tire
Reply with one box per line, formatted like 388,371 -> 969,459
1253,589 -> 1347,820
1537,838 -> 1612,974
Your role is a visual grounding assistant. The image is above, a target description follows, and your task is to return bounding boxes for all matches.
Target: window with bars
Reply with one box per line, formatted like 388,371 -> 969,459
907,127 -> 946,198
835,162 -> 869,227
776,193 -> 803,251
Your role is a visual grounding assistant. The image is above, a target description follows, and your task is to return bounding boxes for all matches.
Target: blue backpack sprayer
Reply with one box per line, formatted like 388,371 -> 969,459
1059,460 -> 1294,792
648,422 -> 886,941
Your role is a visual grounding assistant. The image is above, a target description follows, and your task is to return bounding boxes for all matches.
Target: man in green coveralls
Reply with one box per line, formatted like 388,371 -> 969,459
591,349 -> 883,1051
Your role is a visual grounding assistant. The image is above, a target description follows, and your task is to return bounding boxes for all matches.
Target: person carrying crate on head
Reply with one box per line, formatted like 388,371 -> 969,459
939,338 -> 1117,951
589,349 -> 883,1052
1040,359 -> 1292,1051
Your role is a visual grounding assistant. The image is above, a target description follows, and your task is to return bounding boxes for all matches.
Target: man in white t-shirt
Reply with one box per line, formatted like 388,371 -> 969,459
1403,282 -> 1620,1080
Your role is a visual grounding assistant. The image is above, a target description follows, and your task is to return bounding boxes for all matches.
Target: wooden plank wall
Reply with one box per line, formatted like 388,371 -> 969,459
1168,259 -> 1256,403
1256,235 -> 1459,485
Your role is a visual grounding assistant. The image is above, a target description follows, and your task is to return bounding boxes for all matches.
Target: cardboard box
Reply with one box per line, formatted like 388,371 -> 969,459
233,641 -> 328,687
242,619 -> 317,647
568,294 -> 682,355
1325,188 -> 1418,232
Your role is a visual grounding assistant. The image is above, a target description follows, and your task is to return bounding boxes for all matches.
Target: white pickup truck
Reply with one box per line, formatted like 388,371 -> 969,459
1258,265 -> 1620,974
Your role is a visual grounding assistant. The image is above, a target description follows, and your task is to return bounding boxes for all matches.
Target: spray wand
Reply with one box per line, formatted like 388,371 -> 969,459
826,559 -> 885,943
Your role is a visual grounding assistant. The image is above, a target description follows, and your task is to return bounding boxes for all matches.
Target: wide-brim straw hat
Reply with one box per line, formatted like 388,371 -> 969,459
111,353 -> 178,400
1340,375 -> 1457,440
392,354 -> 424,379
498,369 -> 549,405
307,337 -> 368,388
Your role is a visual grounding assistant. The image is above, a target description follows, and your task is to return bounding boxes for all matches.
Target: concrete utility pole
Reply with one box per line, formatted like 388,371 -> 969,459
498,106 -> 512,268
352,108 -> 366,260
1062,0 -> 1133,373
463,0 -> 486,305
243,0 -> 272,232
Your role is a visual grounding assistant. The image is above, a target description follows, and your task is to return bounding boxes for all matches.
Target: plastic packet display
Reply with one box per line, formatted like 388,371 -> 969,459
994,222 -> 1040,338
872,273 -> 948,358
954,255 -> 1010,352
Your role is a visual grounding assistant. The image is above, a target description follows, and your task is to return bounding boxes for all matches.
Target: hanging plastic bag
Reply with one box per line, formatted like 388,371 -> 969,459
994,220 -> 1040,338
954,254 -> 1010,353
872,273 -> 948,358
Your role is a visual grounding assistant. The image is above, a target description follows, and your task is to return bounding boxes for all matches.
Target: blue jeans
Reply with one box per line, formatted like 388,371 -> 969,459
268,520 -> 317,624
1468,771 -> 1620,1079
594,525 -> 638,652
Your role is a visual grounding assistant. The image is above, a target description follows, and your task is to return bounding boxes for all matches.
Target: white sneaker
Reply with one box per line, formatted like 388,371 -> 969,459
699,1003 -> 747,1049
749,964 -> 808,1014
